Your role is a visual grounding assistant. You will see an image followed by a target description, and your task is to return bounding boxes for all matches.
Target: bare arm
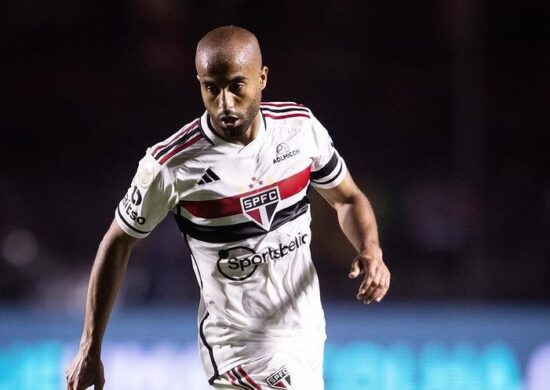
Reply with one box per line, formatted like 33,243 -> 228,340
316,172 -> 390,304
66,219 -> 140,390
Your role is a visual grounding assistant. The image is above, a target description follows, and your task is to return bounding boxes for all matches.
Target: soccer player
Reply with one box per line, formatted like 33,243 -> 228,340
66,25 -> 390,390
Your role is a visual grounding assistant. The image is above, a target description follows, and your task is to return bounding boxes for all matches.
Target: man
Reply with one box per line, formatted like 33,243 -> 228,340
66,25 -> 390,390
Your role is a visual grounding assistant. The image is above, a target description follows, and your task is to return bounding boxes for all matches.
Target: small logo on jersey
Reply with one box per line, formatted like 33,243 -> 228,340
248,176 -> 264,189
131,186 -> 142,205
217,233 -> 309,281
240,187 -> 280,230
273,143 -> 300,164
120,186 -> 146,225
137,160 -> 155,189
266,366 -> 291,389
197,168 -> 220,185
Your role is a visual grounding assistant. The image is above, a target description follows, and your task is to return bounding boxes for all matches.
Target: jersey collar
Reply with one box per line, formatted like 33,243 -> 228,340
200,111 -> 267,151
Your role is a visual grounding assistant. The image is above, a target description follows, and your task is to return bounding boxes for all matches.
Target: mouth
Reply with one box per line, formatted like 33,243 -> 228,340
220,115 -> 240,128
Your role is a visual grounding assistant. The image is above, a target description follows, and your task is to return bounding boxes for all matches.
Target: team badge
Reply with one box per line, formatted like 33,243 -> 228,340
240,187 -> 280,230
266,366 -> 291,389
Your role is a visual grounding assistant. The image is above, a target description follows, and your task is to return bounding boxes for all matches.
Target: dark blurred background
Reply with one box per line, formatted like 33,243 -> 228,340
1,0 -> 549,308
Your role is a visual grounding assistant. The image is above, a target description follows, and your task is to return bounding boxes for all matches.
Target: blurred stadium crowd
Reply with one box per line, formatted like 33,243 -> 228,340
1,0 -> 548,307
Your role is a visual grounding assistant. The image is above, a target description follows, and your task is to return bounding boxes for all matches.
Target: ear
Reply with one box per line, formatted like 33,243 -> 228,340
259,66 -> 268,90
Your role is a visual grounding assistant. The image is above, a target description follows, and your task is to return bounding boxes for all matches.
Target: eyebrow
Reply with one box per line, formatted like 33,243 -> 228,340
202,76 -> 248,85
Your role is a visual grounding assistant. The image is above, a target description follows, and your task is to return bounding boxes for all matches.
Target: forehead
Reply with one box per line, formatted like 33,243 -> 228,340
196,46 -> 260,79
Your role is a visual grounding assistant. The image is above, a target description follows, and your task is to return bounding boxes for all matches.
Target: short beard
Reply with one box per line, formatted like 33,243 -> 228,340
212,92 -> 261,140
235,94 -> 261,136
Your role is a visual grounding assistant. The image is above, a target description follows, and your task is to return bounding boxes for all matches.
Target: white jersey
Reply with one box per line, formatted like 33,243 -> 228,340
115,102 -> 347,383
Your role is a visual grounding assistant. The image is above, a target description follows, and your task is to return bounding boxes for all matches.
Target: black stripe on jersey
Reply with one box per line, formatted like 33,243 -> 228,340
153,128 -> 200,160
231,368 -> 254,390
198,119 -> 215,145
313,161 -> 344,185
116,206 -> 151,235
180,223 -> 204,290
201,174 -> 213,183
206,168 -> 220,180
173,197 -> 310,243
260,106 -> 309,114
311,152 -> 339,181
226,376 -> 250,390
199,312 -> 219,385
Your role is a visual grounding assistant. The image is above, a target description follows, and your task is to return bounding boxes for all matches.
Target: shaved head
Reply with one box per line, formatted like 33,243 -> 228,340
195,26 -> 262,75
194,26 -> 268,144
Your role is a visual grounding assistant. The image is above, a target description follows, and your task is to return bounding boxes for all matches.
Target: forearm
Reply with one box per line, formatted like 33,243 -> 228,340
79,226 -> 134,354
336,192 -> 380,255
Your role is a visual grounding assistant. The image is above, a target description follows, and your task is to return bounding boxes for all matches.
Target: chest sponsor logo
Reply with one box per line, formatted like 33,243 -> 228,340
240,187 -> 280,230
273,143 -> 300,164
266,366 -> 292,389
217,233 -> 309,281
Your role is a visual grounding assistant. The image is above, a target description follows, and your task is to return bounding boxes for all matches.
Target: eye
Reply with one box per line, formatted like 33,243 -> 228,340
229,83 -> 245,93
204,83 -> 219,94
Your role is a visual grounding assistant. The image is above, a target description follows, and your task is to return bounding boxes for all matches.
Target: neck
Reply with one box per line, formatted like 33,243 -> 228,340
238,113 -> 262,146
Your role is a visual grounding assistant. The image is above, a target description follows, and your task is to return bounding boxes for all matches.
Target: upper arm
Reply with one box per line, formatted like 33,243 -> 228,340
308,114 -> 348,190
103,219 -> 141,249
114,153 -> 178,239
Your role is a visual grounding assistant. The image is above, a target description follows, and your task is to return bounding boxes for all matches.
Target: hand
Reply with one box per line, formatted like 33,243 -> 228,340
66,349 -> 105,390
348,246 -> 390,304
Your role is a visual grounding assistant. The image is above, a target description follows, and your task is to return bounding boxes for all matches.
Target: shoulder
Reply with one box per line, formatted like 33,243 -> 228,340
147,116 -> 212,169
260,101 -> 312,121
261,102 -> 330,142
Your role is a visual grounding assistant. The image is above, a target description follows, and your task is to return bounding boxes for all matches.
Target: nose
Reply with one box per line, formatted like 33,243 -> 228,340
219,89 -> 234,113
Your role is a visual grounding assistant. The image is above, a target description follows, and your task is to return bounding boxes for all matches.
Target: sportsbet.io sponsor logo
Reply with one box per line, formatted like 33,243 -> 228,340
273,143 -> 300,164
217,233 -> 309,281
121,186 -> 147,225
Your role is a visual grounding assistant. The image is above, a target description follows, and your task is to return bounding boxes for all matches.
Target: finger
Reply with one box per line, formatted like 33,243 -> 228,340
373,271 -> 391,303
356,280 -> 367,300
361,268 -> 384,303
349,257 -> 363,279
372,283 -> 387,303
356,273 -> 375,301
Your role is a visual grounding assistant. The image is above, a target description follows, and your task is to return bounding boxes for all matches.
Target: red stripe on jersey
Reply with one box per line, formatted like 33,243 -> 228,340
261,102 -> 304,107
226,371 -> 241,387
151,120 -> 199,157
263,113 -> 310,120
181,166 -> 311,219
158,133 -> 203,165
236,365 -> 262,390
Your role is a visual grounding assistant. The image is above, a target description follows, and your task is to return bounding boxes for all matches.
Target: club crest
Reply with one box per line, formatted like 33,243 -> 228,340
266,366 -> 291,389
240,187 -> 280,230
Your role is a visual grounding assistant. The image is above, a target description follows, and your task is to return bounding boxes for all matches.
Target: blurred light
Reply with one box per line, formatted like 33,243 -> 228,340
2,229 -> 38,266
324,342 -> 521,390
0,342 -> 63,389
527,342 -> 550,390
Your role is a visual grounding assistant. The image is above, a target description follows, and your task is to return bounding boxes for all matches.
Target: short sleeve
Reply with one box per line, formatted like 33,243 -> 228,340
309,112 -> 348,189
115,152 -> 177,238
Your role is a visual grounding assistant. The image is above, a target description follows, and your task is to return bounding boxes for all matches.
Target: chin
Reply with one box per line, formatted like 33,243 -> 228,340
224,126 -> 247,139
